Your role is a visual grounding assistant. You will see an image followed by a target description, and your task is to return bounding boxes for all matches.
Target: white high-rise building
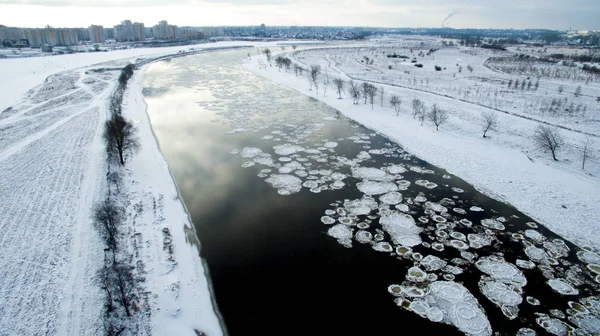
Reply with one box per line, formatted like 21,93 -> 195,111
88,25 -> 105,43
114,20 -> 134,42
132,22 -> 145,41
153,20 -> 178,40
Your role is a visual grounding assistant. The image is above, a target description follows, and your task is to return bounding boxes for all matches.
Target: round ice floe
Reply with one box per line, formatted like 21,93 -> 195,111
374,233 -> 384,241
443,274 -> 455,281
338,217 -> 354,226
303,180 -> 319,189
587,263 -> 600,275
425,182 -> 438,189
273,144 -> 305,156
536,316 -> 569,335
265,174 -> 303,195
431,215 -> 447,223
241,161 -> 256,168
396,246 -> 412,257
425,281 -> 492,336
407,266 -> 428,283
395,204 -> 410,212
480,280 -> 523,307
427,307 -> 444,323
524,229 -> 544,243
327,224 -> 353,240
344,198 -> 378,216
352,167 -> 391,181
396,180 -> 411,190
470,206 -> 484,212
420,255 -> 447,272
453,208 -> 466,215
449,240 -> 469,251
241,147 -> 263,158
467,234 -> 492,249
457,219 -> 472,228
450,231 -> 466,241
355,230 -> 373,244
544,240 -> 569,258
443,265 -> 463,275
548,278 -> 579,295
526,296 -> 540,305
373,242 -> 393,252
409,300 -> 430,317
388,284 -> 403,297
516,259 -> 536,269
380,192 -> 403,205
404,286 -> 426,298
386,164 -> 407,174
379,213 -> 422,247
321,216 -> 336,225
230,148 -> 240,155
412,253 -> 423,261
524,246 -> 549,264
481,219 -> 505,230
323,141 -> 338,148
526,222 -> 538,228
432,243 -> 445,252
357,181 -> 398,195
452,187 -> 464,193
475,257 -> 527,287
567,301 -> 588,314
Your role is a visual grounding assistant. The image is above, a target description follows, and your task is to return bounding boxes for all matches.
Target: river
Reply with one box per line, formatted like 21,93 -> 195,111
142,49 -> 600,336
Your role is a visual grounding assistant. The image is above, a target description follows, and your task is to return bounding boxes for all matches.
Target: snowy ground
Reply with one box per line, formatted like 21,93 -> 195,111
0,42 -> 259,335
243,39 -> 600,251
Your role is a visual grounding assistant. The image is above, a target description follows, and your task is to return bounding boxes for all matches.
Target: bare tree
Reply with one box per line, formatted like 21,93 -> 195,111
427,104 -> 449,131
574,85 -> 582,97
558,85 -> 564,94
533,125 -> 563,161
411,98 -> 423,119
508,79 -> 513,88
379,86 -> 385,107
349,81 -> 361,104
93,199 -> 123,253
104,114 -> 139,165
389,94 -> 401,115
581,137 -> 595,169
263,48 -> 272,64
481,111 -> 498,138
309,65 -> 321,93
367,85 -> 378,109
361,82 -> 370,104
280,46 -> 286,51
333,78 -> 345,99
419,109 -> 426,126
112,263 -> 135,317
292,45 -> 297,50
467,64 -> 474,73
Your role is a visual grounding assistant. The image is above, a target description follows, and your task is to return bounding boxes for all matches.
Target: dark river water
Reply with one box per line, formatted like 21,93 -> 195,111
143,49 -> 600,336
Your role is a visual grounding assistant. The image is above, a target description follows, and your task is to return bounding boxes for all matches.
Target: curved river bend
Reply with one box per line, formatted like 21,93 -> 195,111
143,49 -> 600,336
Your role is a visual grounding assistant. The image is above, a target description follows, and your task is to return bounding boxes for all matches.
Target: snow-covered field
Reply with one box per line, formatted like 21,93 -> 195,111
0,42 -> 256,335
244,39 -> 600,251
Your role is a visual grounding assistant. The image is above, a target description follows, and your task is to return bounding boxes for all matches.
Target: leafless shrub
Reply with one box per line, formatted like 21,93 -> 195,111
333,78 -> 345,99
427,104 -> 449,131
481,111 -> 498,138
389,94 -> 401,115
533,125 -> 563,161
411,98 -> 423,119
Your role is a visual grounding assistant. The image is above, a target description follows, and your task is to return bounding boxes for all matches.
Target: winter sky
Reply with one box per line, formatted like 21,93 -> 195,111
1,0 -> 599,30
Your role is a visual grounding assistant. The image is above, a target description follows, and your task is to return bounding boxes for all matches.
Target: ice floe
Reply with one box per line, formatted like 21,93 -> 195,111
379,213 -> 422,247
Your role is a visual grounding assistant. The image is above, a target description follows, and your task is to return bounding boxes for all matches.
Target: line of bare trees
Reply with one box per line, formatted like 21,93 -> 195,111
95,64 -> 145,335
291,64 -> 596,168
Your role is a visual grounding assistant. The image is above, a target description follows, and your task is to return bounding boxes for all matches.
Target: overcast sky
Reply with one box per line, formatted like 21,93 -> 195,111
1,0 -> 599,30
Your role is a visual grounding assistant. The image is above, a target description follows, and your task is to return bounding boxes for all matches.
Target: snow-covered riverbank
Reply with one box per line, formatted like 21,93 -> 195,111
119,63 -> 225,336
243,54 -> 600,251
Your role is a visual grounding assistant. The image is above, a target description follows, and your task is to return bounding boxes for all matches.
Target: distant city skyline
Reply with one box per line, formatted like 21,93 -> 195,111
1,0 -> 600,30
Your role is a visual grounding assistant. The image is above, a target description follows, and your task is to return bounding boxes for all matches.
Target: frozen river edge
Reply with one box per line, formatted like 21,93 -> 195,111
243,53 -> 600,252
